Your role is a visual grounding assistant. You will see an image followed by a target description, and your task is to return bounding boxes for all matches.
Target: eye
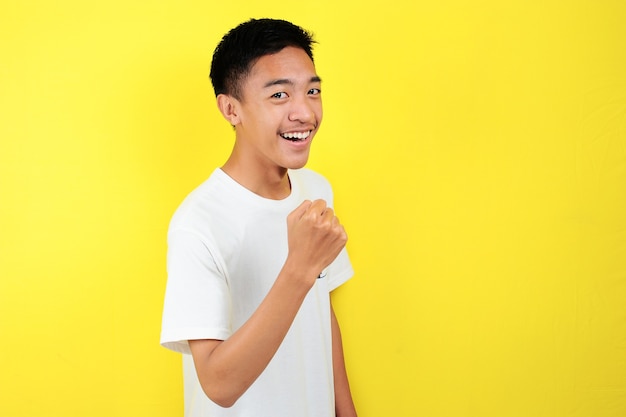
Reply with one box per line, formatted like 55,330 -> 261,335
271,92 -> 288,99
308,88 -> 321,95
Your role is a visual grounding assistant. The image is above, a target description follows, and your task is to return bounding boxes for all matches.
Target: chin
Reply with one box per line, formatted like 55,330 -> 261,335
282,153 -> 311,170
287,161 -> 308,170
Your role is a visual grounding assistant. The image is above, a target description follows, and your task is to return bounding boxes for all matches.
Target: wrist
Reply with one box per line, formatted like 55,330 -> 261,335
280,257 -> 320,290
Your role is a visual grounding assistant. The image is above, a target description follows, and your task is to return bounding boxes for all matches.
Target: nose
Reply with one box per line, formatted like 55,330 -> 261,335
288,95 -> 316,124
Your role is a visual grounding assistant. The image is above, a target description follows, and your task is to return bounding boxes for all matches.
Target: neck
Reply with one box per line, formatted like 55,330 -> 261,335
221,157 -> 291,200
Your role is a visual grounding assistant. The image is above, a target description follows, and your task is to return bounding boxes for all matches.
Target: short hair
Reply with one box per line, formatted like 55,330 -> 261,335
209,18 -> 316,99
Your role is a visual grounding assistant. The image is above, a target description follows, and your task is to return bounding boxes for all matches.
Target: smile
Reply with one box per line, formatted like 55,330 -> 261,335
280,130 -> 311,141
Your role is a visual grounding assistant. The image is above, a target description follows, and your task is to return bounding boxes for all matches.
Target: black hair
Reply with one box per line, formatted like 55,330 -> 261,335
209,18 -> 316,99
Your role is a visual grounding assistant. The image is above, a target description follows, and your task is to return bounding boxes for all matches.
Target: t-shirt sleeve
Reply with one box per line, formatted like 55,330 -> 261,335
321,175 -> 354,291
160,229 -> 232,354
327,247 -> 354,292
306,172 -> 354,292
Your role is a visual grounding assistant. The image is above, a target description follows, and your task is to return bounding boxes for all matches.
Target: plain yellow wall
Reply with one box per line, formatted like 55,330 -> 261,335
1,1 -> 625,416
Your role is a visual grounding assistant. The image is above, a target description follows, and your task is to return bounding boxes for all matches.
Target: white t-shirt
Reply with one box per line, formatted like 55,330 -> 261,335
161,168 -> 353,417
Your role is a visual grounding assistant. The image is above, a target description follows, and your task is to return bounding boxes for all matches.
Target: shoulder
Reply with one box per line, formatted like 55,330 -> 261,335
168,169 -> 238,234
289,167 -> 332,189
289,168 -> 335,204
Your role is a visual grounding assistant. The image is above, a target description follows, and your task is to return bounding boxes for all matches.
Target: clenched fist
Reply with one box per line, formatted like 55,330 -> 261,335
285,199 -> 348,286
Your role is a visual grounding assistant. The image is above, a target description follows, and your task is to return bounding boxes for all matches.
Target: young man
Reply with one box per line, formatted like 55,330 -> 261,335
160,18 -> 357,417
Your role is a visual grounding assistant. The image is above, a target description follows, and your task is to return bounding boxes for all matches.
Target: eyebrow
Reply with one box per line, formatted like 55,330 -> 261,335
263,76 -> 322,88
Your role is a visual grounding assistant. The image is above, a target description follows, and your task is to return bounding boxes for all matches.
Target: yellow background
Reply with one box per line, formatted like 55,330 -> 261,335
1,1 -> 625,416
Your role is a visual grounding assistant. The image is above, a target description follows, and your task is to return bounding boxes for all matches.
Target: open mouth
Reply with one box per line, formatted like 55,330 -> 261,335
280,130 -> 312,142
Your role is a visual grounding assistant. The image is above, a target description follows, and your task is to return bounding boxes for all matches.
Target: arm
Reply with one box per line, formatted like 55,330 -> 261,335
331,305 -> 358,417
189,199 -> 347,408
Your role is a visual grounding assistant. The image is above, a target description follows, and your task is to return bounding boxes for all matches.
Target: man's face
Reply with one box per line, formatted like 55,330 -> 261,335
230,46 -> 323,173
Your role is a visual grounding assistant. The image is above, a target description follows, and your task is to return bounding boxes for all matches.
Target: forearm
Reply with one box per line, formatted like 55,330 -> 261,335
189,260 -> 314,408
331,306 -> 358,417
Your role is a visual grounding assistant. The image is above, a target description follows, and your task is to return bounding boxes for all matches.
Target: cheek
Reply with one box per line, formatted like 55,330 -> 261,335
312,100 -> 323,122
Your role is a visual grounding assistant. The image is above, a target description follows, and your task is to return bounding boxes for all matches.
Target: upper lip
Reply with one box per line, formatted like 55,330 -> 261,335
281,123 -> 317,134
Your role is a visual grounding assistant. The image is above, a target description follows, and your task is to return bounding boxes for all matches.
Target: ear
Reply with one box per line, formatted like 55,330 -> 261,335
216,94 -> 241,126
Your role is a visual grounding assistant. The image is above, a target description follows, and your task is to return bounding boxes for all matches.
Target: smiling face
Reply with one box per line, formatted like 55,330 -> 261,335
218,46 -> 323,186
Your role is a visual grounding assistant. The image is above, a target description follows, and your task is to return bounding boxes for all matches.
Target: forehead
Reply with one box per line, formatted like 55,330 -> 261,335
245,46 -> 318,88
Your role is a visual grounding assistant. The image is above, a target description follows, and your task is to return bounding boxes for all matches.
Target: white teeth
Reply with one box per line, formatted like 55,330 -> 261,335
281,131 -> 311,140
